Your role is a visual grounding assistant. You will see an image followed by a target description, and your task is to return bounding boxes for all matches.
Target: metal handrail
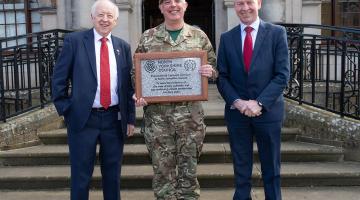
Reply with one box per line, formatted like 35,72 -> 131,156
0,29 -> 70,122
281,23 -> 359,120
1,24 -> 359,121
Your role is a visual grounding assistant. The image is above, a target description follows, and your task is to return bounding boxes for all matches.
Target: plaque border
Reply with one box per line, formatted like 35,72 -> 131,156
134,50 -> 208,103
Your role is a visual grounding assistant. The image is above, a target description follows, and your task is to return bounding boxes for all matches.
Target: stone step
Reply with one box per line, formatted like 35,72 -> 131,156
251,186 -> 360,200
38,127 -> 300,145
1,162 -> 360,190
0,142 -> 344,166
1,187 -> 360,200
0,189 -> 233,200
53,100 -> 227,129
135,112 -> 226,126
133,101 -> 226,126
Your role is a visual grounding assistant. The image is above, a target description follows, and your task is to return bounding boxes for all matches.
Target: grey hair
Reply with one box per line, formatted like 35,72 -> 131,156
91,0 -> 119,19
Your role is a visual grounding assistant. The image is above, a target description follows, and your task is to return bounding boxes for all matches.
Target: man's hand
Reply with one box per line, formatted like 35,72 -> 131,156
132,94 -> 148,107
244,100 -> 262,117
199,64 -> 214,78
127,124 -> 135,137
233,99 -> 248,114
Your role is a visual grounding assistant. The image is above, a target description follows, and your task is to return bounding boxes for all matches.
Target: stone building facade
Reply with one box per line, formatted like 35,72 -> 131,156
42,0 -> 325,51
2,0 -> 359,50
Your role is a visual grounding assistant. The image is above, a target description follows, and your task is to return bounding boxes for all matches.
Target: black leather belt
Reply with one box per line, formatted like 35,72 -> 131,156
92,105 -> 119,112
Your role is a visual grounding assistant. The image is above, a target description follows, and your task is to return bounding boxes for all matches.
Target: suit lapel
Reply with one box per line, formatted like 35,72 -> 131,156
111,36 -> 122,92
232,25 -> 244,69
250,21 -> 268,72
83,30 -> 97,79
231,25 -> 246,73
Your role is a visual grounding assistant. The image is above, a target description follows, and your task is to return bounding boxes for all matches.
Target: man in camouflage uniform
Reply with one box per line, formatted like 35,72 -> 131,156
132,0 -> 217,199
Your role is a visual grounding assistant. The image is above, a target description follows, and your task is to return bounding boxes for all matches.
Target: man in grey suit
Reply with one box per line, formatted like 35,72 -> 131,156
216,0 -> 290,199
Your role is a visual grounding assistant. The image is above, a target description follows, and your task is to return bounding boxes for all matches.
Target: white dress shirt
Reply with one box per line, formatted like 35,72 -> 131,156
92,29 -> 119,108
240,17 -> 260,51
231,17 -> 261,109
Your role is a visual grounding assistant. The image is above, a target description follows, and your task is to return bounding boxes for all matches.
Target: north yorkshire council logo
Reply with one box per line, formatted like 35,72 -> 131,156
184,60 -> 196,71
144,60 -> 157,73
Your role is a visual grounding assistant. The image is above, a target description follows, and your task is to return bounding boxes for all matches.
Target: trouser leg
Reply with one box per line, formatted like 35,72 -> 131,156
254,121 -> 282,200
68,112 -> 100,200
174,103 -> 205,200
98,111 -> 124,200
143,106 -> 177,200
227,120 -> 254,200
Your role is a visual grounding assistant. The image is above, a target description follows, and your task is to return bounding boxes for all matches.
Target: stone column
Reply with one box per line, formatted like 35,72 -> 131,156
223,0 -> 238,30
285,0 -> 322,25
260,0 -> 286,23
128,0 -> 143,53
285,0 -> 302,23
39,9 -> 58,31
113,0 -> 132,42
38,0 -> 58,30
302,0 -> 322,35
215,0 -> 228,49
302,0 -> 322,24
56,0 -> 66,29
73,0 -> 93,30
57,0 -> 87,30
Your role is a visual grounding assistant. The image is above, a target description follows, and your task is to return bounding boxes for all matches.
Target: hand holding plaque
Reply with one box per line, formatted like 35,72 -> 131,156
134,51 -> 208,103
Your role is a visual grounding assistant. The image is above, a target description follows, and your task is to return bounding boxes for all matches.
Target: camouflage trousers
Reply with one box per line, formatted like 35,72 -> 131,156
141,102 -> 206,200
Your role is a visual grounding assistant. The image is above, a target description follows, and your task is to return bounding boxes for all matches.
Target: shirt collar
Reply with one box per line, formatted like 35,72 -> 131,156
155,23 -> 192,38
93,28 -> 112,43
240,17 -> 260,33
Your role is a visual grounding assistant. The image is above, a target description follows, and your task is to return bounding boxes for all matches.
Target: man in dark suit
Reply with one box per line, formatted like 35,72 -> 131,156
216,0 -> 290,199
51,0 -> 135,199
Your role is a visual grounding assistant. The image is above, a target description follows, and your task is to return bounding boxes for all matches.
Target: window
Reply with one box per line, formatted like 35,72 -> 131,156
0,0 -> 41,47
322,0 -> 360,28
338,1 -> 360,28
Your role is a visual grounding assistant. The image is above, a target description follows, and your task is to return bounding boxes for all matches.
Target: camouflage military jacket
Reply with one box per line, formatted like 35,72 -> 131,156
134,23 -> 217,81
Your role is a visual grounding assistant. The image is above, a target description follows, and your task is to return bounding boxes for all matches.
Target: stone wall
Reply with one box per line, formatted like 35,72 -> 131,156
0,105 -> 63,150
285,99 -> 360,161
2,100 -> 359,162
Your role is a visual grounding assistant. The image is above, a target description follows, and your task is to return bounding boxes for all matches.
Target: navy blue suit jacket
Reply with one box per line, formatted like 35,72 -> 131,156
217,21 -> 290,122
52,29 -> 135,136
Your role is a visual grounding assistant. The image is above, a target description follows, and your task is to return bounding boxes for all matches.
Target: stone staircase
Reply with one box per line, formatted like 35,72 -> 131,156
1,85 -> 360,200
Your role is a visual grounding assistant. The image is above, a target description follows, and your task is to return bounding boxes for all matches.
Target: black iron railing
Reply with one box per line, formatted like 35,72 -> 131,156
281,23 -> 360,120
1,25 -> 359,121
0,29 -> 71,122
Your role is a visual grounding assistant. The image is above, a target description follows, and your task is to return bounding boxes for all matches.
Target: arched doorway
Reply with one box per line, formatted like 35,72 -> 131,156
142,0 -> 215,47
